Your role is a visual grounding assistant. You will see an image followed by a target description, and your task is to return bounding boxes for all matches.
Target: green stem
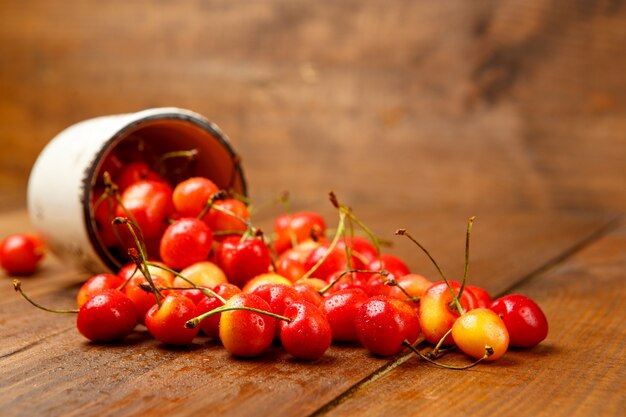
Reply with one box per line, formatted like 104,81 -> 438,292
300,210 -> 346,281
13,280 -> 78,314
185,305 -> 291,329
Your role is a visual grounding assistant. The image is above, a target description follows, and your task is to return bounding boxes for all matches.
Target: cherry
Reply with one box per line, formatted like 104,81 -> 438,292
116,179 -> 174,241
0,234 -> 45,276
303,243 -> 366,282
205,198 -> 250,238
193,283 -> 241,338
217,293 -> 277,357
337,236 -> 379,265
77,289 -> 137,343
241,273 -> 293,293
145,293 -> 199,345
388,273 -> 433,301
355,295 -> 420,356
91,186 -> 121,247
320,287 -> 369,342
419,281 -> 478,345
452,307 -> 509,361
251,283 -> 304,338
115,161 -> 162,192
490,294 -> 548,348
273,211 -> 327,254
367,254 -> 410,279
214,235 -> 272,287
77,273 -> 124,308
118,261 -> 175,285
172,176 -> 220,218
292,282 -> 324,307
173,261 -> 227,289
466,285 -> 492,308
123,274 -> 172,324
280,301 -> 332,360
275,240 -> 321,282
159,217 -> 213,270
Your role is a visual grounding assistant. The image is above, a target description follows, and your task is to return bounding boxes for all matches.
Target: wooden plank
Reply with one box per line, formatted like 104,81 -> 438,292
319,217 -> 626,417
0,209 -> 614,417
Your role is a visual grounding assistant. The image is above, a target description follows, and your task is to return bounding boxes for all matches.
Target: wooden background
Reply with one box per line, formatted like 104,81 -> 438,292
0,0 -> 625,214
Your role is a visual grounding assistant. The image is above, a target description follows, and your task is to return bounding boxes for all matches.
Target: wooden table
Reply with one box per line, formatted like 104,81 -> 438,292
1,206 -> 624,417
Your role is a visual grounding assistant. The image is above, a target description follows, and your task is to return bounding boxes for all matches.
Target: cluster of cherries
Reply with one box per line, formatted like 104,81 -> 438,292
8,142 -> 549,367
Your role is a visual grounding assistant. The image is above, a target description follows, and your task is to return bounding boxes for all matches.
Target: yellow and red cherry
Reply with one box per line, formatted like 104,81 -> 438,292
280,301 -> 332,360
0,233 -> 45,276
320,287 -> 369,342
77,289 -> 137,343
241,273 -> 292,293
174,261 -> 227,289
123,274 -> 172,324
291,282 -> 324,307
273,211 -> 327,254
419,280 -> 478,345
355,295 -> 420,356
119,260 -> 175,285
215,236 -> 272,287
145,293 -> 199,345
452,307 -> 509,361
218,293 -> 276,357
172,176 -> 220,218
337,236 -> 379,265
194,283 -> 241,338
367,254 -> 410,280
159,217 -> 213,270
303,243 -> 366,282
490,294 -> 548,348
77,273 -> 124,308
115,179 -> 174,241
388,273 -> 433,301
466,285 -> 493,308
275,240 -> 321,282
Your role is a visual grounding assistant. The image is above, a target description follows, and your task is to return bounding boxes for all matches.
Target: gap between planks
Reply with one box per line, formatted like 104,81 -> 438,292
307,212 -> 623,417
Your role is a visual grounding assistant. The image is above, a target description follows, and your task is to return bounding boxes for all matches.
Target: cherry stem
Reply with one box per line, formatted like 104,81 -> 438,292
144,261 -> 226,304
457,216 -> 475,302
403,340 -> 493,370
157,148 -> 199,165
114,217 -> 163,306
299,209 -> 346,281
395,228 -> 465,315
13,280 -> 79,314
431,327 -> 454,357
185,305 -> 291,329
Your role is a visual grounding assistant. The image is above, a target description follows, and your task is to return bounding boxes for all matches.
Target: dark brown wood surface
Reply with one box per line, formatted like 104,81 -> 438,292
1,1 -> 625,416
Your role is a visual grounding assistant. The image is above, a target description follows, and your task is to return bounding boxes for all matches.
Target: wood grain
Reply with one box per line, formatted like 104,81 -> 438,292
0,0 -> 625,213
0,209 -> 615,417
318,218 -> 626,417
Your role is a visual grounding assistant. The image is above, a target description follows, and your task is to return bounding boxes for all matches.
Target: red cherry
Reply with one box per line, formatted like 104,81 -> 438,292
337,236 -> 378,265
91,186 -> 120,247
303,243 -> 366,282
76,289 -> 137,343
0,234 -> 45,276
355,295 -> 420,356
388,273 -> 433,301
194,283 -> 242,338
214,236 -> 272,287
159,217 -> 213,270
466,285 -> 493,308
320,287 -> 369,342
116,180 -> 174,241
292,282 -> 324,307
145,293 -> 199,345
123,275 -> 172,324
205,198 -> 250,238
367,254 -> 410,279
275,240 -> 321,282
490,294 -> 548,348
280,301 -> 332,360
251,283 -> 304,338
218,293 -> 276,357
115,161 -> 163,192
77,273 -> 124,308
172,176 -> 220,218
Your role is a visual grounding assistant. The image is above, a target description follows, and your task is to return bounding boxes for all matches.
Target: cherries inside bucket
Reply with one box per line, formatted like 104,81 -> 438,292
8,140 -> 549,366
